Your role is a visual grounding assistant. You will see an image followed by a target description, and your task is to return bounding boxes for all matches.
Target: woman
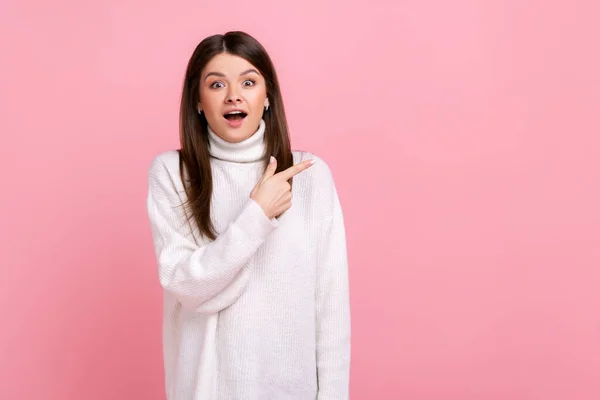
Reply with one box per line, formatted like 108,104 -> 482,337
146,31 -> 351,400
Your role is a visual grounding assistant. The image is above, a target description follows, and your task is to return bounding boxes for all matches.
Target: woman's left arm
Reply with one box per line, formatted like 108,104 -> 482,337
315,165 -> 351,400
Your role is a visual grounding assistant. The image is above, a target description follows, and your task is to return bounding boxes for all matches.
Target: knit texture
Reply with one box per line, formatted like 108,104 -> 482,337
146,120 -> 351,400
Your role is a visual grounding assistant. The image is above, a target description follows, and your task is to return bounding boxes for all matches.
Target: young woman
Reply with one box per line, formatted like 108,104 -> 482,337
146,31 -> 351,400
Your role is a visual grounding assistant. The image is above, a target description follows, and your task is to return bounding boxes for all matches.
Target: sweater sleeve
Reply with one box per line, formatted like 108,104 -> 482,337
146,156 -> 278,313
315,167 -> 352,399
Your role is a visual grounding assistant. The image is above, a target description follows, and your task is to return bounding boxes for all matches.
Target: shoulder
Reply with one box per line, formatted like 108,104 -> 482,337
147,150 -> 185,200
292,150 -> 341,219
147,149 -> 183,188
292,150 -> 336,187
148,150 -> 181,178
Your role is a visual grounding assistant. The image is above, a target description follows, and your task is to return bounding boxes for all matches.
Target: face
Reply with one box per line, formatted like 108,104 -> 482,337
198,53 -> 269,143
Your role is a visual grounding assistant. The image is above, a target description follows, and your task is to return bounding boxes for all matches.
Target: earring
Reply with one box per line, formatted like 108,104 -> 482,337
197,107 -> 202,114
265,103 -> 269,111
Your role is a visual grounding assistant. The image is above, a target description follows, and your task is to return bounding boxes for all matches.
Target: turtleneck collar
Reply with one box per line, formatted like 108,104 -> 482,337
207,119 -> 266,163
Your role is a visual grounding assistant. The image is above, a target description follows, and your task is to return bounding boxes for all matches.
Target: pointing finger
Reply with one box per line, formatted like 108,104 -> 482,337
277,159 -> 315,181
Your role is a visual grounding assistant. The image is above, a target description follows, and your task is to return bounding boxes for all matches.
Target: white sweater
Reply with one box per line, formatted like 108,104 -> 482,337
146,119 -> 351,400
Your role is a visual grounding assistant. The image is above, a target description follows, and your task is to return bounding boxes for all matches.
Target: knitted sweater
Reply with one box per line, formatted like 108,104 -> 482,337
146,120 -> 351,400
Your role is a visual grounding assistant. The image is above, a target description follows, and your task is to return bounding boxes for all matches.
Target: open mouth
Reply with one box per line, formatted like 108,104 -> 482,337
223,111 -> 247,121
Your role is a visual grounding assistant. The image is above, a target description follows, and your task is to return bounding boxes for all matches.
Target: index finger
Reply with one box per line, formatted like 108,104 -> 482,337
277,159 -> 315,180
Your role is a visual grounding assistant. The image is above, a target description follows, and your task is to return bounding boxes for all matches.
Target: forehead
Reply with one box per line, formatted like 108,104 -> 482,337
202,53 -> 261,77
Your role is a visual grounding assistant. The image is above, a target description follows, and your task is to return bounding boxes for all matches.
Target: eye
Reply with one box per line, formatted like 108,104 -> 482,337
243,79 -> 256,87
210,81 -> 224,89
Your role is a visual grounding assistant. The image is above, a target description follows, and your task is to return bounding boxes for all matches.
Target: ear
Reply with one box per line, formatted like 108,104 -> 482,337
264,98 -> 270,110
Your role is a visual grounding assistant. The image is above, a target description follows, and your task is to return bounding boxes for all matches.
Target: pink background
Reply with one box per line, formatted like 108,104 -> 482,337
1,0 -> 599,399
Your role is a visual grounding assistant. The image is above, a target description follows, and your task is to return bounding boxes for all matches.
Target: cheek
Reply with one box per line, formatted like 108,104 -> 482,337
246,91 -> 267,113
200,91 -> 222,112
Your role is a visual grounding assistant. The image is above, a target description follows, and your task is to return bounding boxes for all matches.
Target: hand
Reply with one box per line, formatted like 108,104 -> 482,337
250,156 -> 315,219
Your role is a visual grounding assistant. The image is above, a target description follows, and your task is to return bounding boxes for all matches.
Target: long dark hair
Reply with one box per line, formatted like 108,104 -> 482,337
178,31 -> 294,241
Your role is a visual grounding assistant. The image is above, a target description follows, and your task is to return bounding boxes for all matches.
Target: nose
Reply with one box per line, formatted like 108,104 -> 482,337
226,87 -> 242,104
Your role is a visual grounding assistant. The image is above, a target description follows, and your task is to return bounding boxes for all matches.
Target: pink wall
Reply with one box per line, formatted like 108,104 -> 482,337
1,1 -> 599,399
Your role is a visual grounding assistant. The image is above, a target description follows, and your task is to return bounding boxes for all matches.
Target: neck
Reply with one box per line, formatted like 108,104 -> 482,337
207,119 -> 266,163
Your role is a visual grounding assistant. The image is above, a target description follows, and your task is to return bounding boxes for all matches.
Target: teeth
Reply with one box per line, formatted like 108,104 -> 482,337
227,111 -> 243,115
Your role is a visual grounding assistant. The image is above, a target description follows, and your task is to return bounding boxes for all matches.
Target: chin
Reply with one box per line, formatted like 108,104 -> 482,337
218,118 -> 260,143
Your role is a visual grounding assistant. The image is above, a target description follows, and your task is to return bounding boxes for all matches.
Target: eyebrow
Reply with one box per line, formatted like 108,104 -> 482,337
204,69 -> 260,81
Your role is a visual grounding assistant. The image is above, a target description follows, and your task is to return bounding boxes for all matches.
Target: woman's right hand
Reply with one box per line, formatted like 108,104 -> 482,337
250,156 -> 315,219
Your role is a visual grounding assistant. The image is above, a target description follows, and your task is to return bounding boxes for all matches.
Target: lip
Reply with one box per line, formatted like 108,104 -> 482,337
223,108 -> 248,116
223,108 -> 247,129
